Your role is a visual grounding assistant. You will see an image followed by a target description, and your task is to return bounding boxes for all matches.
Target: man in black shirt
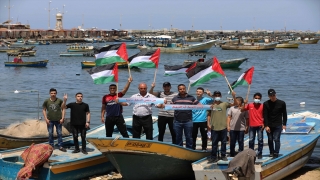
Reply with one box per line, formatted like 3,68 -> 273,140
63,92 -> 91,154
263,89 -> 287,158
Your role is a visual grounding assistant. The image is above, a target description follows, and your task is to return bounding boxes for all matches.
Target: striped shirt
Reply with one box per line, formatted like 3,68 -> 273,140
156,91 -> 178,117
129,93 -> 157,116
172,94 -> 198,121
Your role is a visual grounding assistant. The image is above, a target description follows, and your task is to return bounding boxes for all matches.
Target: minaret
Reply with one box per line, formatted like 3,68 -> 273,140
55,12 -> 63,30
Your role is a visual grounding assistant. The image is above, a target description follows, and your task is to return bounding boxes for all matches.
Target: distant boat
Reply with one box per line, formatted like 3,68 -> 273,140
138,39 -> 216,53
276,42 -> 299,48
300,38 -> 319,44
4,60 -> 48,67
84,38 -> 97,43
87,138 -> 211,180
221,42 -> 278,50
7,50 -> 37,57
59,52 -> 84,57
184,54 -> 248,69
192,111 -> 320,180
81,61 -> 135,69
67,44 -> 94,52
126,42 -> 139,49
26,40 -> 40,45
39,41 -> 52,45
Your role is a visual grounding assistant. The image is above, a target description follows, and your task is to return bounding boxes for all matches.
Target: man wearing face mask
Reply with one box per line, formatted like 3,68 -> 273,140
207,90 -> 237,163
263,89 -> 287,159
242,92 -> 264,159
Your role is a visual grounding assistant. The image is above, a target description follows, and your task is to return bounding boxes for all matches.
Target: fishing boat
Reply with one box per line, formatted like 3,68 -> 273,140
276,42 -> 299,48
300,38 -> 319,44
191,111 -> 320,180
138,36 -> 216,53
59,52 -> 84,57
4,60 -> 48,67
39,41 -> 52,45
221,42 -> 278,50
126,42 -> 139,49
6,50 -> 37,57
87,137 -> 211,180
26,40 -> 40,45
0,116 -> 159,180
0,120 -> 72,150
0,129 -> 64,150
67,44 -> 94,52
81,61 -> 135,69
184,54 -> 248,69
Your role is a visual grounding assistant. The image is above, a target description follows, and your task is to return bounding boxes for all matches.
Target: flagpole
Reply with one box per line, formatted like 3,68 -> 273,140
187,82 -> 191,93
153,68 -> 158,83
127,63 -> 132,78
116,82 -> 119,98
224,76 -> 233,92
246,84 -> 251,101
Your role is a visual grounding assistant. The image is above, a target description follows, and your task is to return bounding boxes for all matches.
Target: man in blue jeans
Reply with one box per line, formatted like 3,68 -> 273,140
227,97 -> 248,157
263,89 -> 287,158
171,84 -> 198,149
242,92 -> 264,159
207,90 -> 237,163
42,88 -> 67,152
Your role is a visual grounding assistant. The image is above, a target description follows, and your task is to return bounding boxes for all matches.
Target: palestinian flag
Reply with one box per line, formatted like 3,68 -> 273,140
128,48 -> 160,68
87,63 -> 118,84
230,66 -> 254,90
186,57 -> 225,87
164,62 -> 196,76
94,43 -> 128,66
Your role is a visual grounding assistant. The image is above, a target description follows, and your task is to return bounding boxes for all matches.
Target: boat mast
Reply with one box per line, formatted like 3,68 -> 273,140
5,0 -> 13,30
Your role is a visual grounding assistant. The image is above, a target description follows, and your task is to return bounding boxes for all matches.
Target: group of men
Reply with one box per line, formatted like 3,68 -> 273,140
42,80 -> 287,161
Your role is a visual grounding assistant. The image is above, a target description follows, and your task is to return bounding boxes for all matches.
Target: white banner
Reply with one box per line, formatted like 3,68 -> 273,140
118,98 -> 164,104
165,105 -> 220,110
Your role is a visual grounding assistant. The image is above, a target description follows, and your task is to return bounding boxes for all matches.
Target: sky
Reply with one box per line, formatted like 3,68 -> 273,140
0,0 -> 319,31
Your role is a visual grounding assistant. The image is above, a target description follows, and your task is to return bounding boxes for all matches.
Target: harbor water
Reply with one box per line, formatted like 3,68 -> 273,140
0,42 -> 319,171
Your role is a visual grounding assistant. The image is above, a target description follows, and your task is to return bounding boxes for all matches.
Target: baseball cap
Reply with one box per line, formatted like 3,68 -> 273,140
268,89 -> 276,96
213,91 -> 221,95
163,82 -> 171,86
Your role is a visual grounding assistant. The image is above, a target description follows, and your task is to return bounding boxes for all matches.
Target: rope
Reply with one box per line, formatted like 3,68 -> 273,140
110,135 -> 121,147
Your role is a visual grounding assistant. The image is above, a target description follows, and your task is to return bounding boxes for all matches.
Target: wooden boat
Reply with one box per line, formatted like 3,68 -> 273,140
87,137 -> 211,180
2,46 -> 36,53
59,52 -> 84,57
138,39 -> 216,53
126,42 -> 139,49
7,50 -> 37,57
4,60 -> 48,67
192,111 -> 320,180
39,41 -> 52,45
26,40 -> 40,45
0,116 -> 159,180
67,44 -> 94,52
300,38 -> 319,44
276,43 -> 299,48
221,42 -> 278,50
0,129 -> 62,150
0,120 -> 72,150
81,61 -> 135,69
184,55 -> 248,69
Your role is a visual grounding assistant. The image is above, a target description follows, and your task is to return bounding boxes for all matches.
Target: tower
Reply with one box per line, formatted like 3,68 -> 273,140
55,13 -> 63,30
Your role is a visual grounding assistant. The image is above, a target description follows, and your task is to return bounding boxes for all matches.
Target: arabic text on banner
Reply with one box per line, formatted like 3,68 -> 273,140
118,98 -> 164,104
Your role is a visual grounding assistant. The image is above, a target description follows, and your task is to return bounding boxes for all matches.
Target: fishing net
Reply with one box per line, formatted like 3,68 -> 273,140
17,143 -> 54,179
1,119 -> 70,138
